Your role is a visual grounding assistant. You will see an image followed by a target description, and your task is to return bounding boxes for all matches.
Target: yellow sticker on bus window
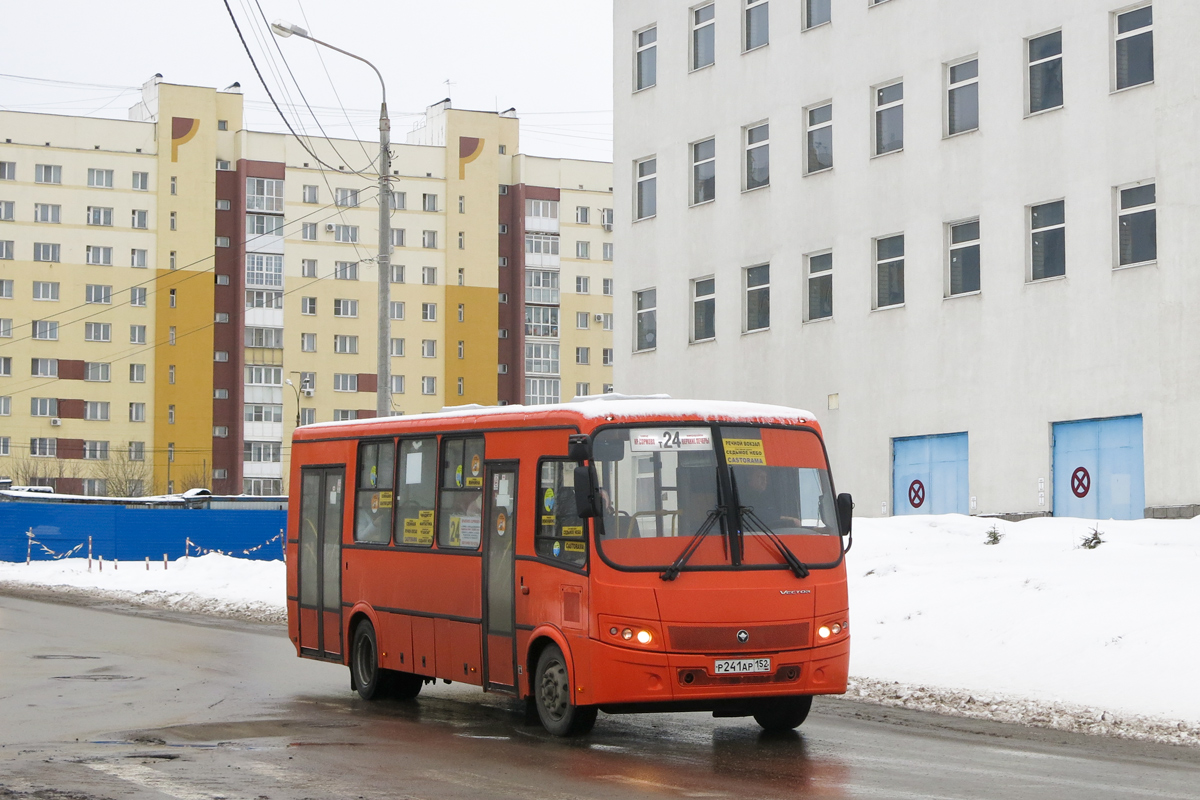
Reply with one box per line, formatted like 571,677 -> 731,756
403,518 -> 433,545
723,438 -> 767,465
541,515 -> 556,527
562,525 -> 584,538
465,477 -> 483,488
448,516 -> 462,547
378,491 -> 393,509
563,541 -> 586,553
419,509 -> 435,522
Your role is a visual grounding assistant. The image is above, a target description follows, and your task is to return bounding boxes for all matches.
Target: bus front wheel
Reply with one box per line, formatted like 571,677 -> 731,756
534,644 -> 597,736
351,620 -> 385,701
753,695 -> 813,731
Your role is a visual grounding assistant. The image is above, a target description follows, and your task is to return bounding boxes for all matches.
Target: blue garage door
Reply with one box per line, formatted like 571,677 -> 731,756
893,433 -> 969,516
1053,415 -> 1144,520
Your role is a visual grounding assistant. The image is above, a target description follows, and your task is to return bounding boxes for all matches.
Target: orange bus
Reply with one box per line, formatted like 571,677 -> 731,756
286,397 -> 853,735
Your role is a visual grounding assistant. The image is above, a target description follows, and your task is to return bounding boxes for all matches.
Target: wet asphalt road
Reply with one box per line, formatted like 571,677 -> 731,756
1,593 -> 1198,800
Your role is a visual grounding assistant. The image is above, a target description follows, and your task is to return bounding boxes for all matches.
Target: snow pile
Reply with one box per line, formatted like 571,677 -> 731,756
2,515 -> 1198,745
0,553 -> 286,624
847,515 -> 1200,744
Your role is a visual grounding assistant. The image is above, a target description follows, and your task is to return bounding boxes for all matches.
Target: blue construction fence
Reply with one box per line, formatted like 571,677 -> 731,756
0,496 -> 288,563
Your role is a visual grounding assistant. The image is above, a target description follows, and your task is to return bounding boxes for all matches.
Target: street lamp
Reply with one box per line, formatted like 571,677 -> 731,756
284,378 -> 301,428
272,19 -> 392,418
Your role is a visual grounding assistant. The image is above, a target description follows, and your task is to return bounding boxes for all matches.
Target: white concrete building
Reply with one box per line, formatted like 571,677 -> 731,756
613,0 -> 1198,519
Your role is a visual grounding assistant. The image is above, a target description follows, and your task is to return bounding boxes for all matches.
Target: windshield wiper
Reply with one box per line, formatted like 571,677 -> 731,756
660,506 -> 724,581
739,506 -> 810,580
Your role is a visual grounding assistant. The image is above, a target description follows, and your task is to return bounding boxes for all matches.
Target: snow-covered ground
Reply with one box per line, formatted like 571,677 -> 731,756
2,515 -> 1198,745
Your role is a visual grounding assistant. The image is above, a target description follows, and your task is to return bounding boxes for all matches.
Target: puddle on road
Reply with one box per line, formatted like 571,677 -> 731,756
32,654 -> 101,660
53,675 -> 137,681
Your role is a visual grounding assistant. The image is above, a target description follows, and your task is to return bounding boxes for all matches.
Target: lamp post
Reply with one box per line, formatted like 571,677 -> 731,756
271,20 -> 392,418
284,378 -> 301,428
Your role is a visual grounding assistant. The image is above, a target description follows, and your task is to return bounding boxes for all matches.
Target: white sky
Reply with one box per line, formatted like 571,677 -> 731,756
1,1 -> 614,163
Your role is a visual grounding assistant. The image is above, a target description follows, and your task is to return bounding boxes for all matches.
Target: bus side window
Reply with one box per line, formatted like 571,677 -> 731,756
355,441 -> 395,544
535,460 -> 587,567
395,437 -> 437,547
438,436 -> 485,549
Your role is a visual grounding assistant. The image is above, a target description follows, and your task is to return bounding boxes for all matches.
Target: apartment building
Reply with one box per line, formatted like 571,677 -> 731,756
0,79 -> 612,496
613,0 -> 1196,519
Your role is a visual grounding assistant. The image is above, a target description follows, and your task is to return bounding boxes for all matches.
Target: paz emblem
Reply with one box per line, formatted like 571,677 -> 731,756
736,629 -> 749,644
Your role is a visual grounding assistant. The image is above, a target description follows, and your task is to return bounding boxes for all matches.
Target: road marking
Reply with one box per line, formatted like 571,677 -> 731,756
87,762 -> 245,800
599,775 -> 731,797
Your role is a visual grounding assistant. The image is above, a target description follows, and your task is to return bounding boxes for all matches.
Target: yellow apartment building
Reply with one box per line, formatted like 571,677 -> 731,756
0,78 -> 613,496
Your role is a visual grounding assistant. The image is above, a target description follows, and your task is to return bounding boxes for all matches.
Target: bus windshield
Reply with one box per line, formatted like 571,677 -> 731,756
592,424 -> 842,571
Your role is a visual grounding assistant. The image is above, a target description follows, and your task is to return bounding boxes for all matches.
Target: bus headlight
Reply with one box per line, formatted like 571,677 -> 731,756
622,628 -> 633,640
636,630 -> 653,645
818,625 -> 831,639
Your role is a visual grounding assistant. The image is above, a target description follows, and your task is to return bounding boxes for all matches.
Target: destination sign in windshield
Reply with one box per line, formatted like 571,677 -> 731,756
630,428 -> 713,452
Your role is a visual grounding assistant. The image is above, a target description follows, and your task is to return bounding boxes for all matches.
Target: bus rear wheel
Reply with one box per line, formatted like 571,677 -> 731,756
753,695 -> 813,731
534,644 -> 597,736
351,620 -> 385,701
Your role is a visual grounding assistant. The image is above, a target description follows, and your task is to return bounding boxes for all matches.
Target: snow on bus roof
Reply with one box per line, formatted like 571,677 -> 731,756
298,394 -> 816,433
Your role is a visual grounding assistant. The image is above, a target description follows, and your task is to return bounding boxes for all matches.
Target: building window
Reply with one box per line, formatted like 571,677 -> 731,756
300,333 -> 317,352
86,206 -> 111,226
636,26 -> 657,91
244,441 -> 283,463
35,164 -> 62,184
390,228 -> 407,249
216,312 -> 229,323
744,265 -> 770,331
692,277 -> 716,342
391,191 -> 407,210
422,266 -> 437,285
525,377 -> 560,405
1030,200 -> 1066,280
132,171 -> 149,190
526,270 -> 560,304
85,401 -> 110,421
83,441 -> 109,461
333,298 -> 358,317
214,351 -> 229,362
246,178 -> 284,212
334,224 -> 359,243
216,236 -> 230,248
129,364 -> 146,383
422,193 -> 438,212
31,397 -> 58,417
33,281 -> 59,301
636,157 -> 657,220
803,103 -> 834,175
86,246 -> 114,266
214,389 -> 229,399
422,303 -> 437,321
247,214 -> 283,236
575,206 -> 591,225
525,233 -> 559,255
1116,6 -> 1154,90
34,243 -> 60,263
129,403 -> 147,423
334,373 -> 358,392
302,185 -> 319,203
85,321 -> 113,342
0,162 -> 12,180
302,223 -> 317,241
499,257 -> 508,267
692,4 -> 715,70
457,195 -> 466,214
299,408 -> 316,426
602,278 -> 614,296
246,253 -> 284,287
32,358 -> 57,377
576,311 -> 590,330
390,301 -> 405,320
421,376 -> 437,395
947,59 -> 980,136
806,252 -> 833,321
875,235 -> 905,308
576,276 -> 590,294
692,138 -> 716,205
457,304 -> 465,322
948,221 -> 981,295
0,357 -> 8,377
457,340 -> 465,359
1028,31 -> 1064,114
574,347 -> 589,366
526,199 -> 559,219
745,0 -> 769,50
745,123 -> 770,189
603,243 -> 614,262
35,203 -> 61,224
525,306 -> 559,338
1118,182 -> 1156,267
301,296 -> 317,315
0,318 -> 9,338
302,258 -> 317,278
602,313 -> 613,331
334,261 -> 358,280
335,187 -> 359,207
603,348 -> 614,366
0,201 -> 11,221
391,264 -> 406,283
875,81 -> 904,155
130,324 -> 146,344
130,287 -> 146,307
421,339 -> 437,359
85,284 -> 112,304
573,382 -> 589,398
390,376 -> 405,395
422,230 -> 437,249
131,209 -> 149,229
635,288 -> 656,351
391,337 -> 405,357
30,438 -> 57,457
334,335 -> 358,354
805,0 -> 831,29
169,211 -> 177,231
576,241 -> 591,259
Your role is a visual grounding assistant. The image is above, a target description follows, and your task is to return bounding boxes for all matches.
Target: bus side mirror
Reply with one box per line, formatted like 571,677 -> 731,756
573,466 -> 600,518
567,435 -> 591,464
836,493 -> 854,536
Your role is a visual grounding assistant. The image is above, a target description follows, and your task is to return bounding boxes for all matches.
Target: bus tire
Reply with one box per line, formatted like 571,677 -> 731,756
534,644 -> 597,736
389,670 -> 423,700
753,695 -> 813,731
351,620 -> 385,701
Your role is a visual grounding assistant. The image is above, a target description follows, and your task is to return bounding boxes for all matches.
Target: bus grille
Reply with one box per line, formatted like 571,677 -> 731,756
667,622 -> 810,653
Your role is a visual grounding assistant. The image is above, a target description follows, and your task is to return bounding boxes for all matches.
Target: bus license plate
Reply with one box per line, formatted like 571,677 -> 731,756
713,658 -> 771,675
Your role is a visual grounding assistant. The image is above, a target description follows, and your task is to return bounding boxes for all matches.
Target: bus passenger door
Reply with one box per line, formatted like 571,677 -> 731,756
482,462 -> 518,691
297,466 -> 345,660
